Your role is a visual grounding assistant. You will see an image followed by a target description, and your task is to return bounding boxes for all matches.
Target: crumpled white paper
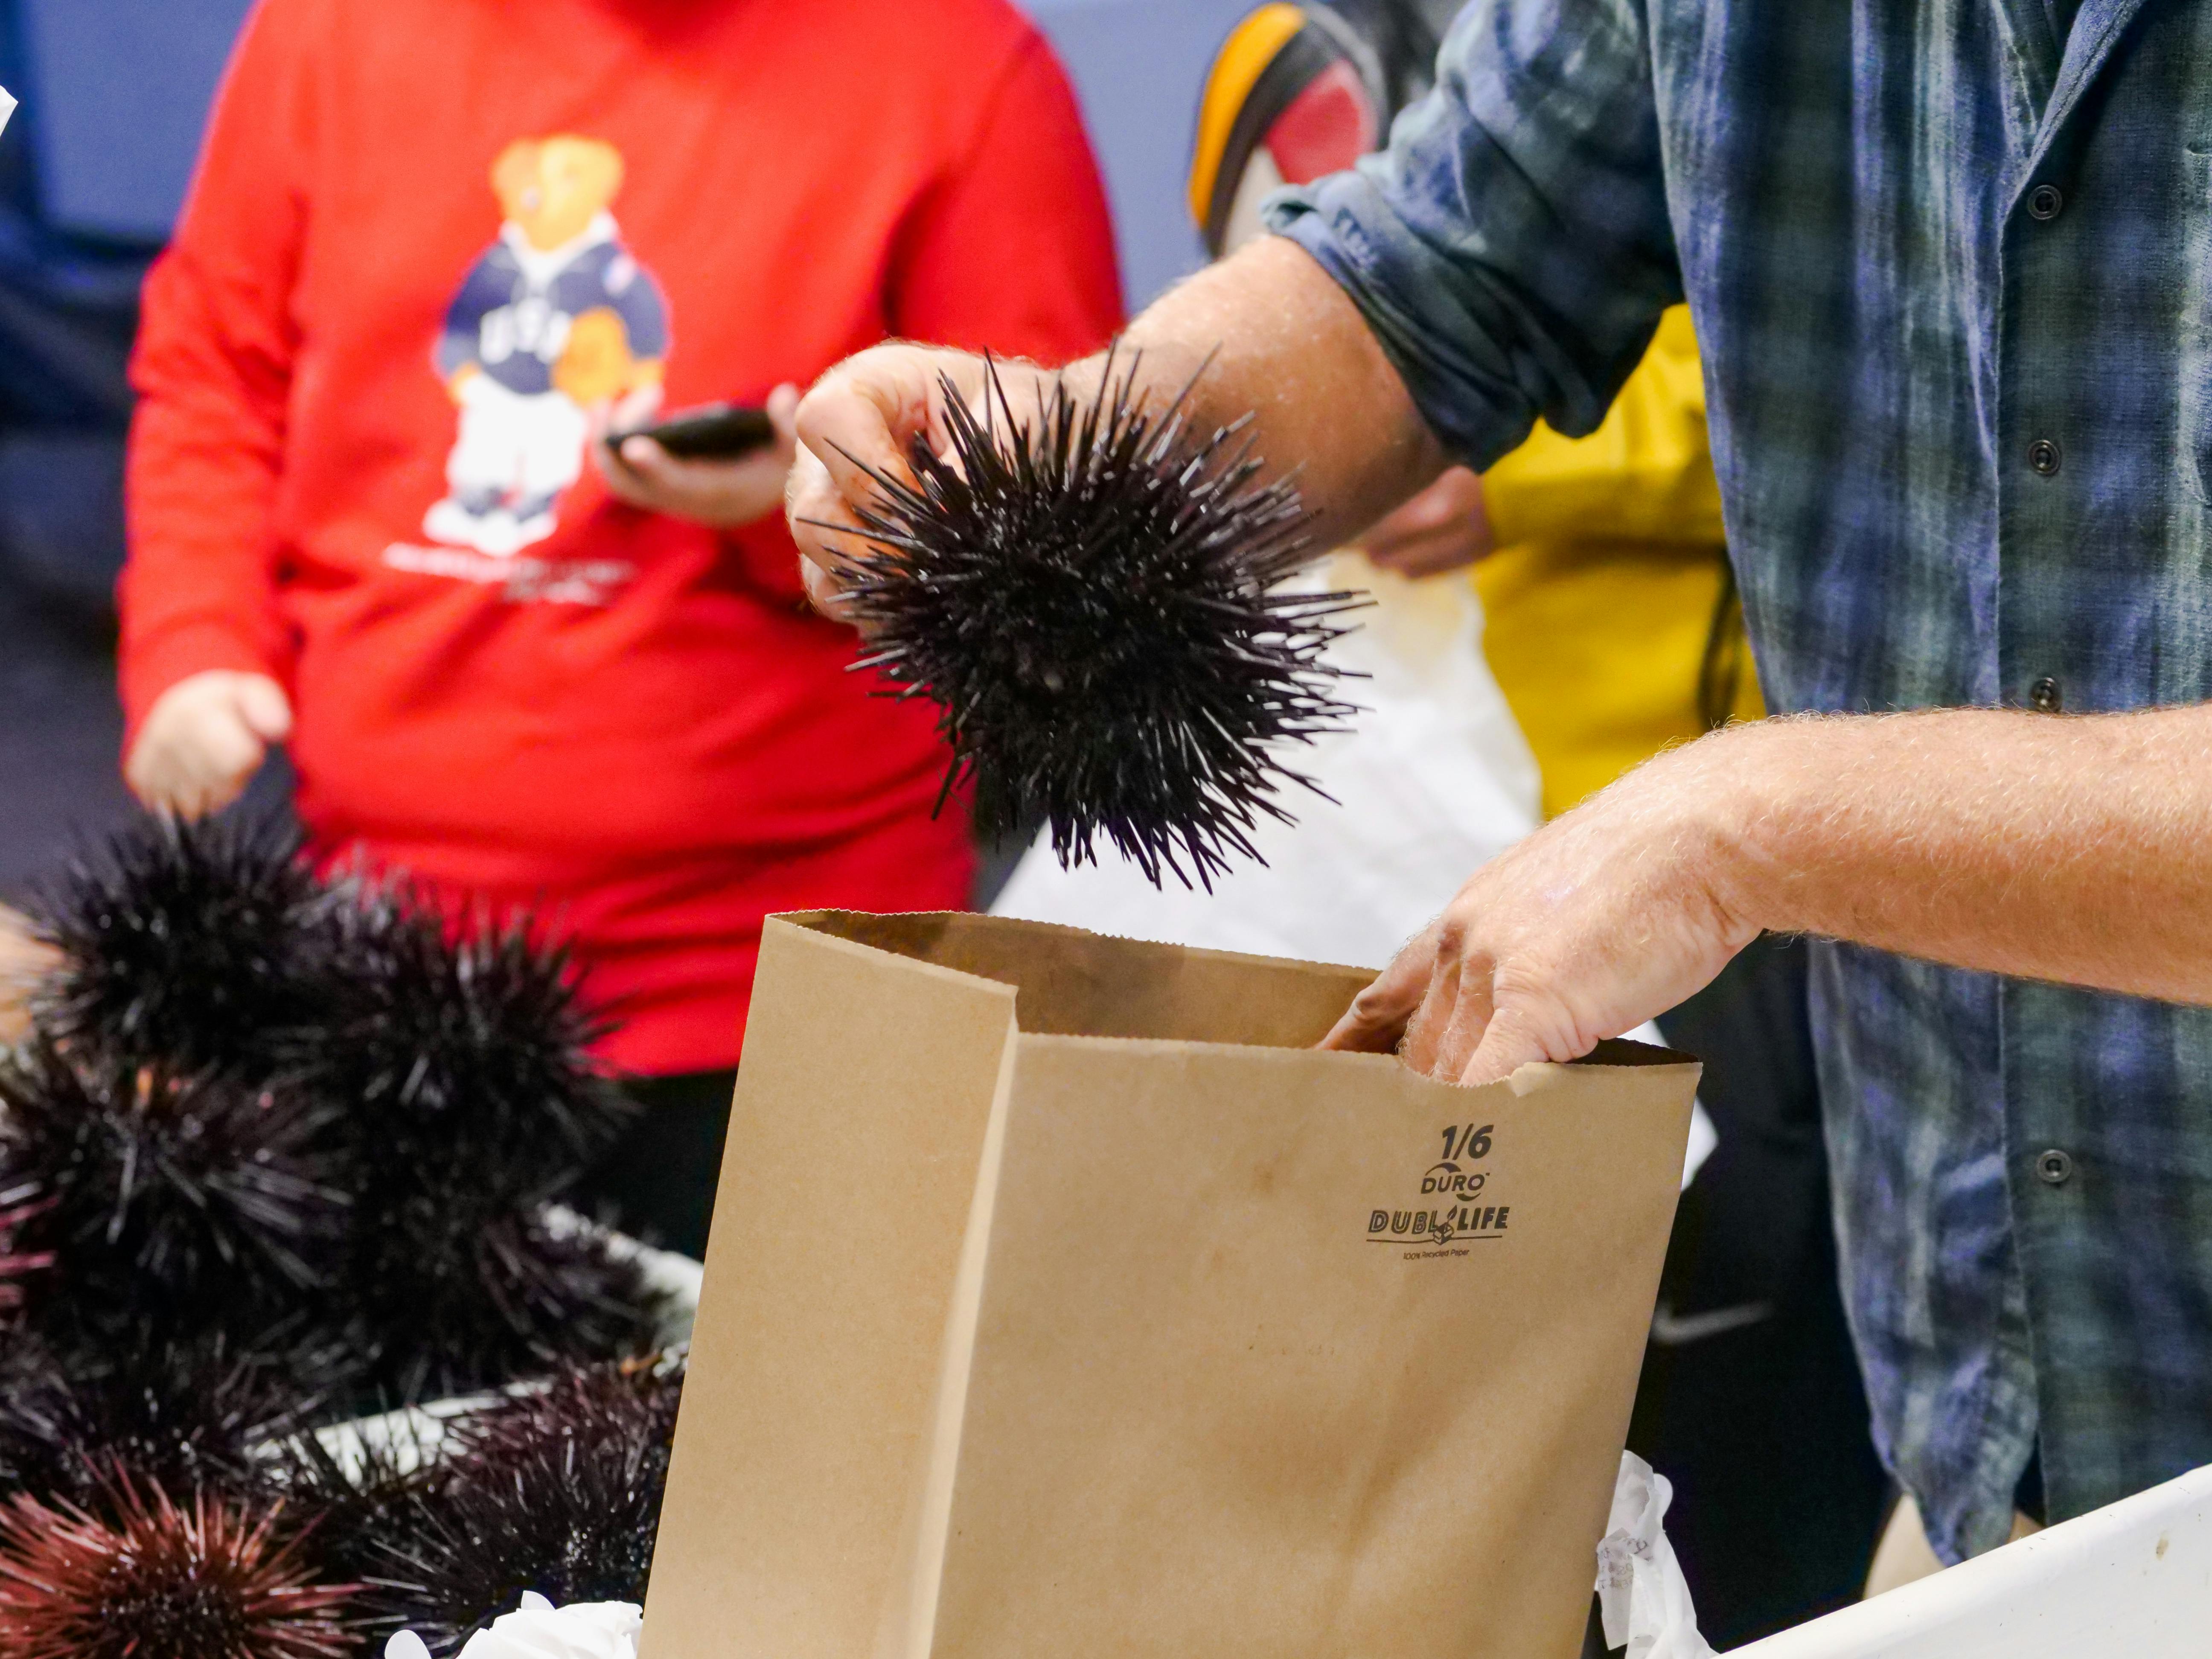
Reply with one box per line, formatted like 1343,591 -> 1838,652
1595,1452 -> 1716,1659
385,1594 -> 643,1659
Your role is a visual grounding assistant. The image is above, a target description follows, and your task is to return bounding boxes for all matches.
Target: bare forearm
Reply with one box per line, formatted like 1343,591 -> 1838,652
1103,237 -> 1451,539
1329,701 -> 2212,1085
789,237 -> 1447,587
1705,707 -> 2212,1001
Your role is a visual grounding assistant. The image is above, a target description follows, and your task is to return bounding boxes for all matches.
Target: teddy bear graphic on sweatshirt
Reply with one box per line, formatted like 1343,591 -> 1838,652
423,134 -> 669,558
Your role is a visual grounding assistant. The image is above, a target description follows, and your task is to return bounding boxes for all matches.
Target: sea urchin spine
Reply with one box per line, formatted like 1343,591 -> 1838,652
825,349 -> 1365,888
29,810 -> 344,1080
0,1468 -> 357,1659
0,1042 -> 346,1338
354,1357 -> 683,1652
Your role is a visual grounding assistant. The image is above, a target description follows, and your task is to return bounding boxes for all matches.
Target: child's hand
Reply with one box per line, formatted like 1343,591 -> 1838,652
125,671 -> 293,818
593,383 -> 800,530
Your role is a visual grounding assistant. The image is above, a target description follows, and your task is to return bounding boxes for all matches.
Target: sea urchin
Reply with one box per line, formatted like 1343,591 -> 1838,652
28,811 -> 343,1080
355,1357 -> 684,1652
299,900 -> 650,1399
0,1468 -> 356,1659
825,350 -> 1363,888
0,1042 -> 346,1339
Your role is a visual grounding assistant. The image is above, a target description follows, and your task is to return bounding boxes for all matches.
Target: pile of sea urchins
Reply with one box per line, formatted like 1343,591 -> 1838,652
0,811 -> 689,1656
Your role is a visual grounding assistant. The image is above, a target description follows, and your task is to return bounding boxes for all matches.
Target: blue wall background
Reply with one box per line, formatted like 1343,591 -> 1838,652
17,0 -> 253,243
1027,0 -> 1253,309
12,0 -> 1248,309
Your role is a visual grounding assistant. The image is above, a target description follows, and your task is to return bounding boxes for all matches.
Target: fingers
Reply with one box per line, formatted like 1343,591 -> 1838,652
1323,888 -> 1592,1088
1362,529 -> 1484,579
1336,737 -> 1768,1094
799,538 -> 850,616
609,381 -> 664,433
789,393 -> 901,577
128,741 -> 256,819
764,381 -> 801,448
1321,923 -> 1438,1052
788,346 -> 984,586
786,445 -> 862,617
1323,913 -> 1500,1072
1345,935 -> 1581,1087
1354,468 -> 1491,575
178,712 -> 263,814
124,672 -> 282,819
234,674 -> 293,742
1458,1002 -> 1558,1088
1375,489 -> 1466,540
604,433 -> 675,501
1407,899 -> 1527,1080
594,428 -> 795,529
793,358 -> 925,508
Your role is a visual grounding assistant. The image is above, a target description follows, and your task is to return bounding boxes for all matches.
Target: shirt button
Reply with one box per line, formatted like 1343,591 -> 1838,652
2029,676 -> 2063,712
2037,1148 -> 2074,1186
2027,183 -> 2065,221
2028,437 -> 2062,475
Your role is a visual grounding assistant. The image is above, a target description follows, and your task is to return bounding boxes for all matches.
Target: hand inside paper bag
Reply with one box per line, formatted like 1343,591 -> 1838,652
1323,735 -> 1760,1085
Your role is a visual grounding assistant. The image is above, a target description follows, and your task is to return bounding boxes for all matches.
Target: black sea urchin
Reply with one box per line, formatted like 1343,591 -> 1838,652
298,901 -> 651,1398
256,1419 -> 434,1607
28,811 -> 345,1080
306,902 -> 625,1204
827,351 -> 1363,887
0,1043 -> 346,1341
341,1201 -> 658,1404
0,1321 -> 354,1512
356,1357 -> 684,1652
0,1469 -> 357,1659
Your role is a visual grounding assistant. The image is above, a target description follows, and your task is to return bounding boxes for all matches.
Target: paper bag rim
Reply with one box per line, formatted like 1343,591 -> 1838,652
767,912 -> 1700,1073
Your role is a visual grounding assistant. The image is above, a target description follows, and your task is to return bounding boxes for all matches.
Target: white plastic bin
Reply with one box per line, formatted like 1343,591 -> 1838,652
1732,1464 -> 2212,1656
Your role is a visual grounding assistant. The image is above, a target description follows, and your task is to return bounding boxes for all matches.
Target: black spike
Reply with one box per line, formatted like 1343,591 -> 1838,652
26,810 -> 347,1081
0,1044 -> 349,1341
349,1356 -> 685,1652
818,348 -> 1365,889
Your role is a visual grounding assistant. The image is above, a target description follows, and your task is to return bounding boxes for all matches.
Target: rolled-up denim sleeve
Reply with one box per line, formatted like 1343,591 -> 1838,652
1263,0 -> 1680,470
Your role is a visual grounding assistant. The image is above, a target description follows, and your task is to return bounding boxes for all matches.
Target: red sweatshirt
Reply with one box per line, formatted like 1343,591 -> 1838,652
123,0 -> 1123,1074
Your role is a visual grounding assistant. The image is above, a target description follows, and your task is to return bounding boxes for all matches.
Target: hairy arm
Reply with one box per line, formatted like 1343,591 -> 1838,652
1327,706 -> 2212,1083
1730,707 -> 2212,995
786,236 -> 1451,602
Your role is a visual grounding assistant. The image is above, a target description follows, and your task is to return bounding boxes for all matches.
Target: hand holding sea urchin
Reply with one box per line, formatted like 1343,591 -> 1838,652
824,350 -> 1364,888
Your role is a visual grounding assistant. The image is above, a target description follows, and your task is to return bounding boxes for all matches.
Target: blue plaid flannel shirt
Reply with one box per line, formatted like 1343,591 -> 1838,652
1269,0 -> 2212,1563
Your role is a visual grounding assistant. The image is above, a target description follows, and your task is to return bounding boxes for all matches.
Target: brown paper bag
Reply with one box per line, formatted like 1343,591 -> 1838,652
643,912 -> 1697,1659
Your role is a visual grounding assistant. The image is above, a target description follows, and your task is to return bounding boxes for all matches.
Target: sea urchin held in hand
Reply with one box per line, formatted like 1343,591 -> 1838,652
0,1469 -> 356,1659
826,350 -> 1364,887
